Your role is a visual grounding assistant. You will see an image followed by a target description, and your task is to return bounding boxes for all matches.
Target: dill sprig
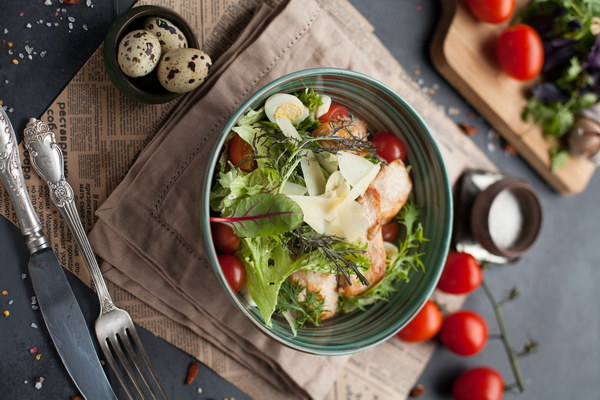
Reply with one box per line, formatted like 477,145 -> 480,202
286,225 -> 370,286
245,121 -> 378,189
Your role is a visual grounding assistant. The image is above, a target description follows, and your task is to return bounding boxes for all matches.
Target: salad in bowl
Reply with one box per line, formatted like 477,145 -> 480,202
204,68 -> 451,354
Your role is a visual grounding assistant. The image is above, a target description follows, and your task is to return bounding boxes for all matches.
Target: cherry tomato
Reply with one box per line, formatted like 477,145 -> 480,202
496,24 -> 544,81
453,367 -> 504,400
467,0 -> 515,24
211,223 -> 240,254
440,310 -> 488,356
228,133 -> 255,172
397,299 -> 443,343
437,252 -> 482,295
372,132 -> 407,163
217,254 -> 246,293
382,221 -> 400,242
318,104 -> 349,122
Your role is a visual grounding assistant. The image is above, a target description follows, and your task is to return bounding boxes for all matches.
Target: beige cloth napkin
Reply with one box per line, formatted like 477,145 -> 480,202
89,0 -> 408,398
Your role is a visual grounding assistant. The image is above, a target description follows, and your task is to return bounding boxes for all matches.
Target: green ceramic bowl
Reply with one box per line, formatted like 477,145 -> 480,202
203,68 -> 452,355
103,5 -> 199,104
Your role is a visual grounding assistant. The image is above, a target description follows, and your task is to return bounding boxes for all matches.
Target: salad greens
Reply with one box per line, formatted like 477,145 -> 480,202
277,280 -> 326,335
339,199 -> 426,313
210,193 -> 303,237
211,88 -> 427,331
516,0 -> 600,170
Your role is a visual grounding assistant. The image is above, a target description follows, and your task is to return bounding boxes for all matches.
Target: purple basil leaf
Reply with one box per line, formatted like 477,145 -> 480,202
532,83 -> 570,102
585,35 -> 600,70
587,69 -> 600,94
525,15 -> 555,37
543,38 -> 577,74
568,18 -> 583,31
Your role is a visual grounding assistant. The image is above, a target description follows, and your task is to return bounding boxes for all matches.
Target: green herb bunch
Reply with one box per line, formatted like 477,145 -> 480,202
517,0 -> 600,170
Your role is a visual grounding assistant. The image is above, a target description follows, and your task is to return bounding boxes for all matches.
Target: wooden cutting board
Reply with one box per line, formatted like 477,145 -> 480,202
430,0 -> 596,195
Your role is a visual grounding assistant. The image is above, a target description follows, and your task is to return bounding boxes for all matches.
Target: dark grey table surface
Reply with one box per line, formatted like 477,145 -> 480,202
1,0 -> 599,399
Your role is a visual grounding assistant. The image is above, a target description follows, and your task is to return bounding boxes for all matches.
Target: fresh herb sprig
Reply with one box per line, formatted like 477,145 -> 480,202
276,280 -> 326,331
286,225 -> 370,286
248,123 -> 377,186
517,0 -> 600,170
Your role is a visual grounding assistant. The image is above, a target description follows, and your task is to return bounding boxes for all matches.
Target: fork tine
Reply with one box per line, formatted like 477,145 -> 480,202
102,338 -> 138,400
126,327 -> 168,399
120,329 -> 161,400
110,332 -> 149,399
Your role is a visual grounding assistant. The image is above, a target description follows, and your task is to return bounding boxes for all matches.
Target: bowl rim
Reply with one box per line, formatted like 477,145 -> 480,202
102,5 -> 200,104
202,67 -> 453,355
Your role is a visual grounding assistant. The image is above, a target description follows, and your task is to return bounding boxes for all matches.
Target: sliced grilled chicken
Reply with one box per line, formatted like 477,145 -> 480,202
289,270 -> 339,320
338,224 -> 387,297
311,116 -> 368,150
357,186 -> 381,240
339,159 -> 412,297
367,159 -> 412,225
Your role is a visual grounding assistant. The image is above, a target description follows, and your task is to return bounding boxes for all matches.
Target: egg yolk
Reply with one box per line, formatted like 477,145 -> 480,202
274,102 -> 305,121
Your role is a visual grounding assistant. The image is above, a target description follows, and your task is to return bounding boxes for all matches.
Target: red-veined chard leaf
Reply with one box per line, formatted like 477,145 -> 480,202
210,193 -> 303,237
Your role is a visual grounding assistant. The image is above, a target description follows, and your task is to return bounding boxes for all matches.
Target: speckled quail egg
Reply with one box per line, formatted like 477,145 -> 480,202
117,30 -> 161,77
157,48 -> 212,93
143,17 -> 188,54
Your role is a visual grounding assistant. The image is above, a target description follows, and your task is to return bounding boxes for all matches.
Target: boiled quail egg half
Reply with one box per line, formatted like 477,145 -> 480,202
265,93 -> 309,124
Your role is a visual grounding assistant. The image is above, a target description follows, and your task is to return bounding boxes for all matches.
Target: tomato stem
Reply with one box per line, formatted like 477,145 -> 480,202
481,279 -> 527,393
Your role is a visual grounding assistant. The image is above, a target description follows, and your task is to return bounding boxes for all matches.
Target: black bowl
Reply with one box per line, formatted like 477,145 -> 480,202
103,5 -> 199,104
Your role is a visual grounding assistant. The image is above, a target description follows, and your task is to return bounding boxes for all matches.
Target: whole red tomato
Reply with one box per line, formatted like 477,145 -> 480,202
453,366 -> 504,400
372,132 -> 407,163
467,0 -> 515,24
217,254 -> 246,293
397,299 -> 443,343
229,133 -> 255,172
382,221 -> 400,242
437,252 -> 482,295
211,223 -> 240,254
440,310 -> 488,356
496,24 -> 544,81
318,104 -> 349,122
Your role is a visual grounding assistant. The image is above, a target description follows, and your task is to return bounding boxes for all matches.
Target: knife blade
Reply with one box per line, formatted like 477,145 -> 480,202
0,108 -> 118,400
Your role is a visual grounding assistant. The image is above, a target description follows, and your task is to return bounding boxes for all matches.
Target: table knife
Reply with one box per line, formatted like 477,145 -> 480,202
0,107 -> 118,400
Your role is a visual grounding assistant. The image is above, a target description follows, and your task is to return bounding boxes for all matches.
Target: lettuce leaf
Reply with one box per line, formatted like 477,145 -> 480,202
239,236 -> 297,326
210,166 -> 271,212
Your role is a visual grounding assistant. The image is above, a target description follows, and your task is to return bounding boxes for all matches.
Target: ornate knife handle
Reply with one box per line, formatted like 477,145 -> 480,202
0,109 -> 49,254
24,118 -> 113,307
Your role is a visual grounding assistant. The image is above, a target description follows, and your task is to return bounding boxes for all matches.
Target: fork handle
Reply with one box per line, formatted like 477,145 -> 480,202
23,118 -> 114,310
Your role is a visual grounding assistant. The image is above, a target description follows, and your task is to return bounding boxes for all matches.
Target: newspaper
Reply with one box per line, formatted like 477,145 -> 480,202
0,0 -> 496,399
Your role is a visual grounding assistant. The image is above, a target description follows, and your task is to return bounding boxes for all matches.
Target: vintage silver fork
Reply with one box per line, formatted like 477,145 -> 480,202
24,118 -> 168,400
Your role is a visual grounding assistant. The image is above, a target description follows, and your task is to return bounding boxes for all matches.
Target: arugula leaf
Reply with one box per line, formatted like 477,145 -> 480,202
339,199 -> 427,313
276,280 -> 326,333
211,193 -> 303,237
